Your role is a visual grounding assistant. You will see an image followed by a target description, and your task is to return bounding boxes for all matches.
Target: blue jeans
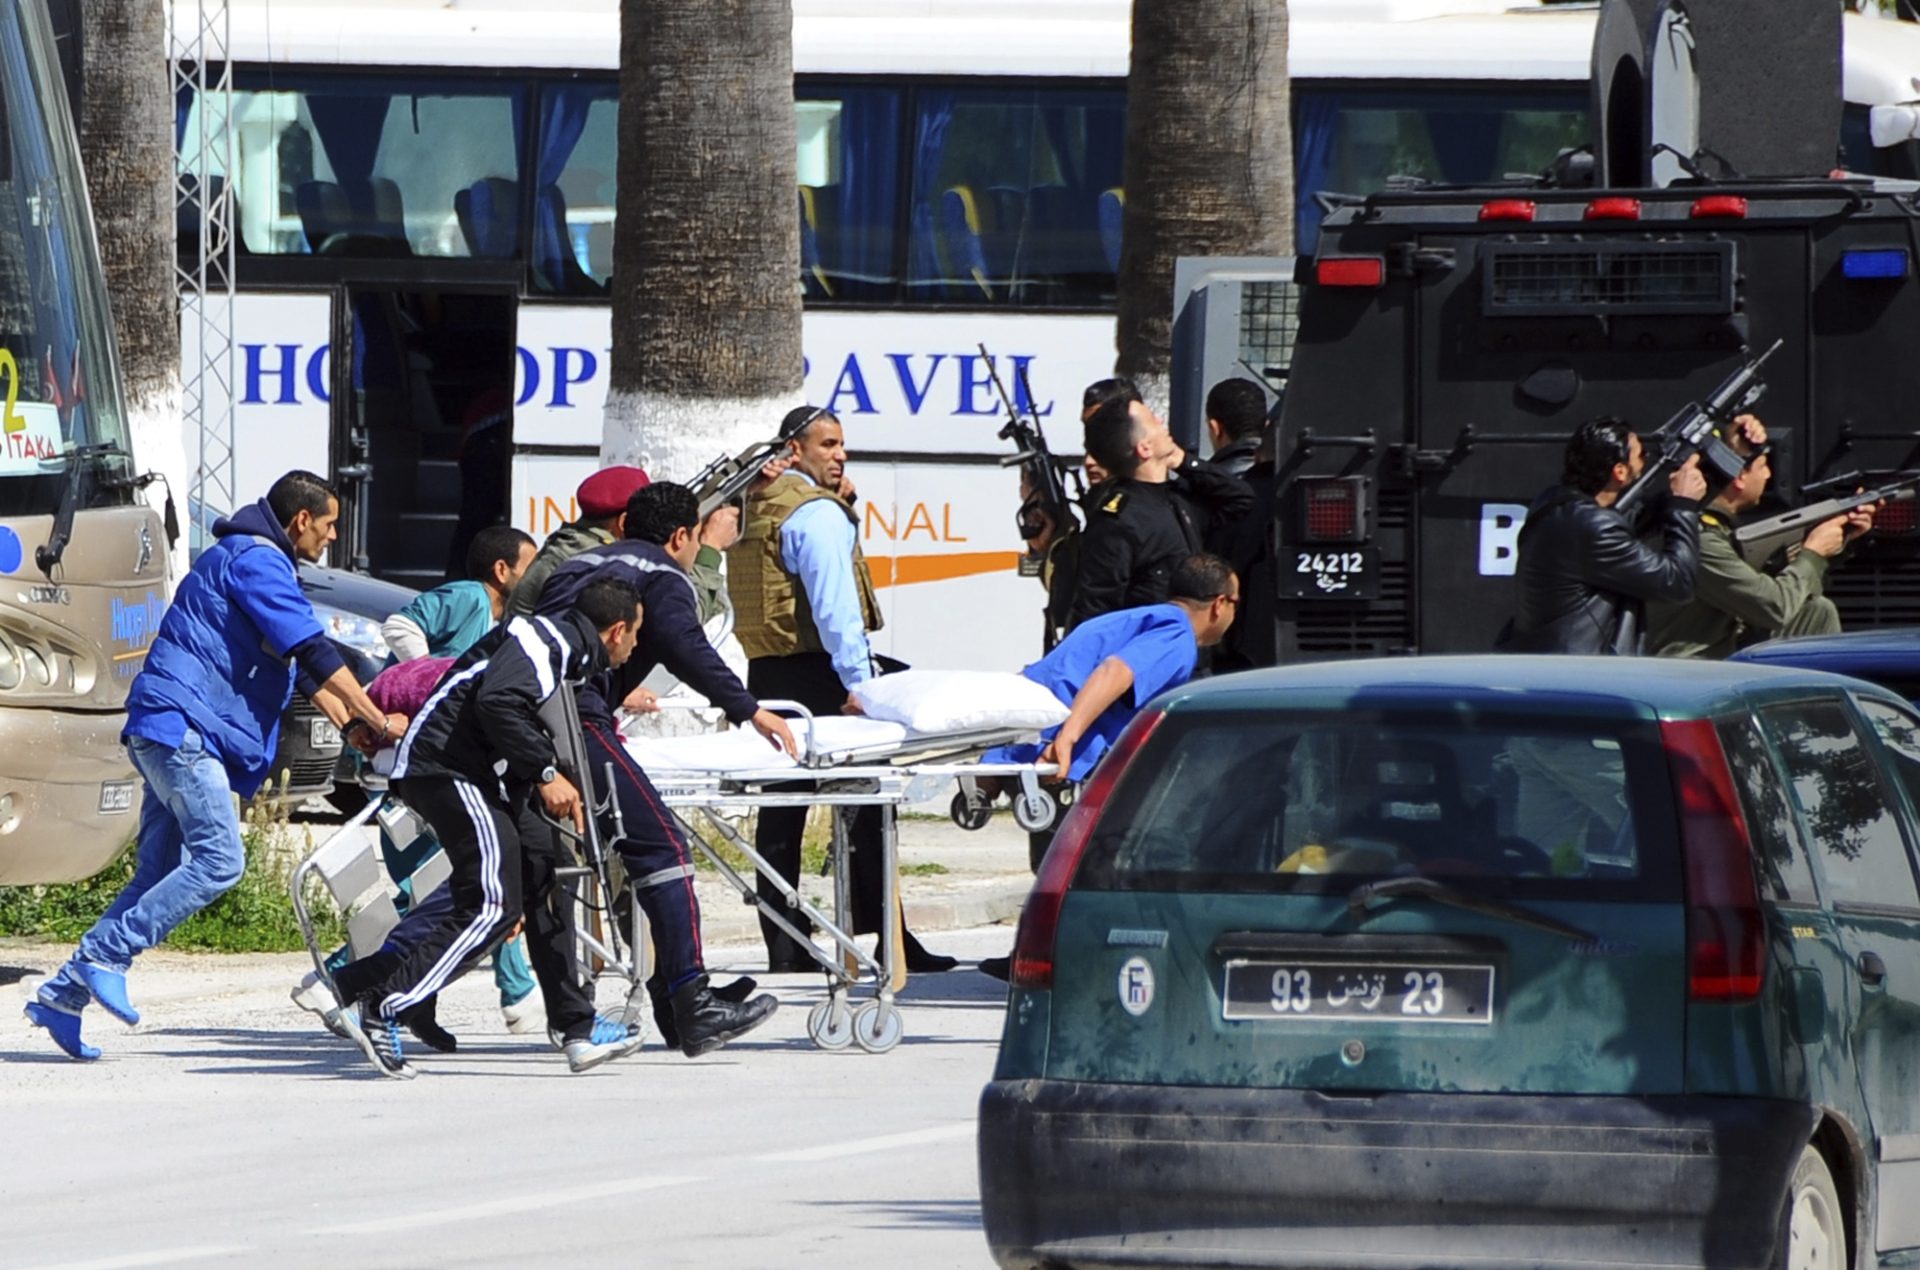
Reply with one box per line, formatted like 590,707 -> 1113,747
42,730 -> 244,1009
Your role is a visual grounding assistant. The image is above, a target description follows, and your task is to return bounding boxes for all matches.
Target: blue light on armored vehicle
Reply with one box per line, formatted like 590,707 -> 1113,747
1841,248 -> 1910,280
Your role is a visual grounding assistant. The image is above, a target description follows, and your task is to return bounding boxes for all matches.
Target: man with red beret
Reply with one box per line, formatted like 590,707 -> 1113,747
510,465 -> 651,617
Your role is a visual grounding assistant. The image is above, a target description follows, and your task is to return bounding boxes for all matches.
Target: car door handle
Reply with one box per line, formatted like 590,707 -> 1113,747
1859,951 -> 1888,987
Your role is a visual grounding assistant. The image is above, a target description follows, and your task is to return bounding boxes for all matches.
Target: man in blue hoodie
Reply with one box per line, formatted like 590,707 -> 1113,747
26,471 -> 402,1061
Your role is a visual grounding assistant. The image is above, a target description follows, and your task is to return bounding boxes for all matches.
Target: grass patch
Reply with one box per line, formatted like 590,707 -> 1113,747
902,861 -> 950,877
0,785 -> 346,954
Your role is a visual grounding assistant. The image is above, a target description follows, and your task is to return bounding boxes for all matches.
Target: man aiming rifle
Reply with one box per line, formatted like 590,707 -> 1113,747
1649,416 -> 1879,659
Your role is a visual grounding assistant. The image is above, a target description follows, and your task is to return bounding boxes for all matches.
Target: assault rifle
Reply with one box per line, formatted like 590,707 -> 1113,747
688,404 -> 827,518
978,344 -> 1083,568
1733,469 -> 1920,567
1614,338 -> 1784,518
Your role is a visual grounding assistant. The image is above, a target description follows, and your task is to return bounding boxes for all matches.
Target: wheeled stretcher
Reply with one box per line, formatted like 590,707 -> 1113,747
626,702 -> 1057,1054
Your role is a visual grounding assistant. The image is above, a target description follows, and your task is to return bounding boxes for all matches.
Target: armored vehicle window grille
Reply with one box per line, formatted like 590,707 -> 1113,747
1830,558 -> 1920,629
1239,280 -> 1299,379
1482,241 -> 1734,317
1295,561 -> 1412,656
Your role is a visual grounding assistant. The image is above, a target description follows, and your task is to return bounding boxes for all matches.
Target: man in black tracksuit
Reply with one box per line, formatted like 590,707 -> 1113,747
330,578 -> 647,1078
537,482 -> 786,1056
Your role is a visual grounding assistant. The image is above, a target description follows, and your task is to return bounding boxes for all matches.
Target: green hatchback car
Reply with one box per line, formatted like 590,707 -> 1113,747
980,657 -> 1920,1269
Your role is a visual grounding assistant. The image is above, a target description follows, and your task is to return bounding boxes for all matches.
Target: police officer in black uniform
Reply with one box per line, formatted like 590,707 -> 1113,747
1069,394 -> 1252,629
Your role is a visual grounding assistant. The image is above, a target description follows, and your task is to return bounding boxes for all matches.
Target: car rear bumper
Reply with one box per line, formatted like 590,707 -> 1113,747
978,1080 -> 1817,1270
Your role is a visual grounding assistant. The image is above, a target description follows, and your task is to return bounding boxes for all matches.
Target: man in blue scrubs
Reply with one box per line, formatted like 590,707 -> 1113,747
976,553 -> 1239,980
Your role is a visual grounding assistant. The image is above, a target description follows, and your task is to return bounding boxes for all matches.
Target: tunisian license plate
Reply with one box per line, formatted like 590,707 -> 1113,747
309,718 -> 342,750
1221,959 -> 1496,1025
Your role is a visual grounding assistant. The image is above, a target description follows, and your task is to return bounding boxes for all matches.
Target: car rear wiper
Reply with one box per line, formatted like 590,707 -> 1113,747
1346,876 -> 1597,944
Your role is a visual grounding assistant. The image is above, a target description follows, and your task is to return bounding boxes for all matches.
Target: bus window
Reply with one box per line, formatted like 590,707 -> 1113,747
905,87 -> 1124,308
796,85 -> 903,303
195,76 -> 526,260
532,83 -> 617,295
1294,85 -> 1587,253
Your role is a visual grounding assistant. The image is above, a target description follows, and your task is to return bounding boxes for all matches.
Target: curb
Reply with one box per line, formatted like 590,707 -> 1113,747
694,876 -> 1031,946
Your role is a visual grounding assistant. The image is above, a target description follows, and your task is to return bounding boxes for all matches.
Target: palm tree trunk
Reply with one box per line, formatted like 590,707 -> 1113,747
76,0 -> 185,555
1115,0 -> 1293,409
604,0 -> 804,480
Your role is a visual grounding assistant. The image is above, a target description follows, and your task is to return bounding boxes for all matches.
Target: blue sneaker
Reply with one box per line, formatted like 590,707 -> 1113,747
549,1012 -> 641,1052
24,999 -> 100,1061
342,997 -> 415,1080
77,964 -> 139,1026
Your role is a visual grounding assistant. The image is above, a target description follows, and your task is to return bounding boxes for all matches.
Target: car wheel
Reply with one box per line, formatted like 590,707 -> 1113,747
1777,1144 -> 1845,1270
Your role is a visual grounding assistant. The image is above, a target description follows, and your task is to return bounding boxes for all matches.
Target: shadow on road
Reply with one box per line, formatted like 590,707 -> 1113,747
0,963 -> 43,986
811,1197 -> 984,1232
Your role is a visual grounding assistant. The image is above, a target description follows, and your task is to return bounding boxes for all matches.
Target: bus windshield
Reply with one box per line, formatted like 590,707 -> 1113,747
0,0 -> 130,517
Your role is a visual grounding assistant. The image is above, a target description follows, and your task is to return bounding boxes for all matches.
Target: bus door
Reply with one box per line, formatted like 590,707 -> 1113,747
328,276 -> 518,590
1407,232 -> 1575,654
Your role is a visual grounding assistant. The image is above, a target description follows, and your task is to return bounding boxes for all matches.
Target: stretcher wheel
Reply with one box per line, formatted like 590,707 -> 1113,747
850,999 -> 903,1054
1012,789 -> 1057,834
806,998 -> 855,1051
950,789 -> 993,831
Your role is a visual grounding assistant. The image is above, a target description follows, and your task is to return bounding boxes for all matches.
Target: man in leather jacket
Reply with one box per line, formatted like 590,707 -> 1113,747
1502,417 -> 1707,655
1204,377 -> 1269,480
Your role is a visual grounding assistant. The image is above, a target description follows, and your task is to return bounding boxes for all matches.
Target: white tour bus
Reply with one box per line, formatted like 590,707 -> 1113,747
173,0 -> 1920,674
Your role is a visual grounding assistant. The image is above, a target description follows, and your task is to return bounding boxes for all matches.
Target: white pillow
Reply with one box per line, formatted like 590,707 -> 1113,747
852,670 -> 1069,734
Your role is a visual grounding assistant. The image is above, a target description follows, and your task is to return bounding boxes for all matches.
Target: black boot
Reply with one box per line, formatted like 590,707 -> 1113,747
649,974 -> 759,1051
403,998 -> 458,1053
670,974 -> 779,1058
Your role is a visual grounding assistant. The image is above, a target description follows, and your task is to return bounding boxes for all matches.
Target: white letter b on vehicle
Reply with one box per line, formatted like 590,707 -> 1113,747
1478,504 -> 1529,577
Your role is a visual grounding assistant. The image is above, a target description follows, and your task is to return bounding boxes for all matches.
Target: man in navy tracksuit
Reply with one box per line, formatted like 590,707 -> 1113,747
28,472 -> 401,1061
329,578 -> 649,1078
538,482 -> 786,1056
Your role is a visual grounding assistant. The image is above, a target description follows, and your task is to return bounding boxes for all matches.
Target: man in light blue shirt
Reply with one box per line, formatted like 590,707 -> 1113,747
728,406 -> 954,972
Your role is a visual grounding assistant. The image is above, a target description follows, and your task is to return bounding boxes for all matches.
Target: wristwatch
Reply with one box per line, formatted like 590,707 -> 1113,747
539,764 -> 559,784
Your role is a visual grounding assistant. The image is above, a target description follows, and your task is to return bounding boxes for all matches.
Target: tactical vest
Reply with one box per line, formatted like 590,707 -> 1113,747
728,475 -> 883,660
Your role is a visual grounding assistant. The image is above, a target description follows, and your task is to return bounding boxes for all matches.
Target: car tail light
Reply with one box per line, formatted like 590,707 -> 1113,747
1315,256 -> 1385,288
1585,197 -> 1643,220
1479,199 -> 1537,222
1009,710 -> 1166,991
1298,476 -> 1369,543
1690,195 -> 1748,219
1661,719 -> 1765,1002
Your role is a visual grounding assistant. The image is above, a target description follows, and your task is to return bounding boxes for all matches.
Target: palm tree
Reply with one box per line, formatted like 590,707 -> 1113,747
603,0 -> 804,480
74,0 -> 186,553
1114,0 -> 1293,409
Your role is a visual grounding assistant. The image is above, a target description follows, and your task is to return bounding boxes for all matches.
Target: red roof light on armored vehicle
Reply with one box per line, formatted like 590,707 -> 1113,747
1584,197 -> 1642,220
1315,257 -> 1385,288
1690,195 -> 1748,219
1478,199 -> 1537,222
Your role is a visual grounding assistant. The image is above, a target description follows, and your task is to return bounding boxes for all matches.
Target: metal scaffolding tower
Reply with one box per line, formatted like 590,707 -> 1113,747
170,0 -> 236,527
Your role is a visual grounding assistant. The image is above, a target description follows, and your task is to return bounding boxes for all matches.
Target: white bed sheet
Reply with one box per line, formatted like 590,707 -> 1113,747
625,715 -> 910,774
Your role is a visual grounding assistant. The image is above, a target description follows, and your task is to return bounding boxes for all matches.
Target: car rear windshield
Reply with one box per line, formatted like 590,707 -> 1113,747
1074,708 -> 1681,898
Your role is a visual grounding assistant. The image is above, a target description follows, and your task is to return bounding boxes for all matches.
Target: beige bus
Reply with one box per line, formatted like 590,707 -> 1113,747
0,0 -> 173,883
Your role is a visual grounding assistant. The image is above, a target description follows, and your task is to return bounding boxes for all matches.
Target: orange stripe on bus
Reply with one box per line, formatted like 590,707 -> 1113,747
865,551 -> 1022,588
